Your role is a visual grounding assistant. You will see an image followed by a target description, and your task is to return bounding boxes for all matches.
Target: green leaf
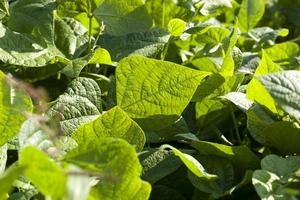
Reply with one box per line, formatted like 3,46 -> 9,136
57,0 -> 103,17
200,0 -> 232,16
237,0 -> 266,32
141,148 -> 182,184
188,156 -> 234,197
7,0 -> 55,40
191,141 -> 260,173
0,72 -> 33,147
48,77 -> 102,135
247,51 -> 282,114
168,18 -> 186,37
253,155 -> 300,200
0,165 -> 25,200
18,119 -> 55,152
20,147 -> 67,199
257,70 -> 300,119
116,56 -> 210,130
65,137 -> 151,200
195,27 -> 230,45
264,42 -> 300,65
146,0 -> 192,29
72,106 -> 146,151
99,29 -> 170,61
93,0 -> 152,36
0,24 -> 59,67
258,121 -> 300,154
54,17 -> 89,59
246,104 -> 275,144
222,92 -> 253,112
0,144 -> 7,174
88,48 -> 112,65
0,0 -> 9,21
161,145 -> 217,181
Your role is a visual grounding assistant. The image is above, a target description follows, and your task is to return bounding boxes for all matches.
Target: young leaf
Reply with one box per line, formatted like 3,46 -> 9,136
48,77 -> 102,135
237,0 -> 266,32
72,106 -> 146,151
168,18 -> 186,37
116,56 -> 210,130
257,70 -> 300,119
20,147 -> 67,199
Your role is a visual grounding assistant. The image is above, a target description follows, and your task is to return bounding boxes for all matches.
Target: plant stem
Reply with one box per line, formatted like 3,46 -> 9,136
230,104 -> 241,144
87,0 -> 93,51
161,36 -> 173,60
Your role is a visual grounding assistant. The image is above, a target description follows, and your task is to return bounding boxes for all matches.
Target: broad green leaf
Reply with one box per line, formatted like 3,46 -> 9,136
195,99 -> 229,129
237,0 -> 266,32
72,106 -> 146,151
141,148 -> 182,184
0,23 -> 59,67
250,27 -> 289,47
259,121 -> 300,154
264,42 -> 300,65
99,29 -> 170,61
247,51 -> 282,114
0,165 -> 25,200
168,18 -> 186,37
253,155 -> 300,200
93,0 -> 152,36
0,72 -> 33,147
195,27 -> 230,45
48,77 -> 102,135
188,156 -> 234,197
200,0 -> 232,16
65,137 -> 151,200
116,56 -> 210,130
7,0 -> 55,40
246,104 -> 275,144
161,145 -> 217,181
54,17 -> 89,59
222,92 -> 253,112
20,147 -> 67,199
0,144 -> 7,174
191,141 -> 260,172
145,116 -> 189,143
257,70 -> 300,119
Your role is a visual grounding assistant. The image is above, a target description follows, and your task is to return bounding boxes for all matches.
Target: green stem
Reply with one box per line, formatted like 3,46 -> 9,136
290,36 -> 300,43
87,0 -> 93,51
161,36 -> 173,60
230,104 -> 241,144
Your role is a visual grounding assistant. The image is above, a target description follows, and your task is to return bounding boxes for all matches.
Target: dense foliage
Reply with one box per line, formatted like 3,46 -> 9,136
0,0 -> 300,199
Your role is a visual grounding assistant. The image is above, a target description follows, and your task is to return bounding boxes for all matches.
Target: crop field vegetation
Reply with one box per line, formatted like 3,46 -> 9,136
0,0 -> 300,199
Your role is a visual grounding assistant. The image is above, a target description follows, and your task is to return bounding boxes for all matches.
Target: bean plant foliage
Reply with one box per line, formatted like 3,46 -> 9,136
0,0 -> 300,199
